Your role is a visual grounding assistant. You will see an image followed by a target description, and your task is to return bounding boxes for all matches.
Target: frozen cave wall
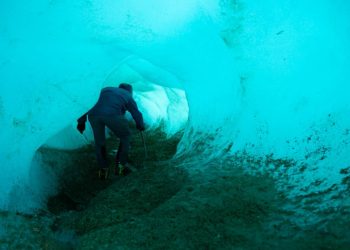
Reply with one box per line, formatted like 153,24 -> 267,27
0,0 -> 350,212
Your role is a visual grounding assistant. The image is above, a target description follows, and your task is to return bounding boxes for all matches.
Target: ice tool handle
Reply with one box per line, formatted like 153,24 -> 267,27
140,131 -> 148,160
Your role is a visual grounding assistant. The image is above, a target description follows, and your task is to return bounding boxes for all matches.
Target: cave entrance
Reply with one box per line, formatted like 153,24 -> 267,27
31,57 -> 190,215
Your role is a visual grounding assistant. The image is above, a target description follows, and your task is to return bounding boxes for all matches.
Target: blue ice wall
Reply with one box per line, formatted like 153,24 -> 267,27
0,0 -> 349,213
217,0 -> 350,207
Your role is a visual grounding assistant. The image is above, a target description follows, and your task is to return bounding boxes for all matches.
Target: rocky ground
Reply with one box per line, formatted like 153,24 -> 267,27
1,128 -> 349,249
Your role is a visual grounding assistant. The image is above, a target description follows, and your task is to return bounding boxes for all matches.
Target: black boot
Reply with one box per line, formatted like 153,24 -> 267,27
116,163 -> 134,176
98,168 -> 109,180
114,161 -> 120,176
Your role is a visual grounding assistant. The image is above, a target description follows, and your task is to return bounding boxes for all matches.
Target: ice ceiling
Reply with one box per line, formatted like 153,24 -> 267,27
0,0 -> 349,212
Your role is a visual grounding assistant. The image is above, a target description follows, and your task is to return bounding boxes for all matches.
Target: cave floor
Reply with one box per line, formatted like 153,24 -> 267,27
1,128 -> 349,250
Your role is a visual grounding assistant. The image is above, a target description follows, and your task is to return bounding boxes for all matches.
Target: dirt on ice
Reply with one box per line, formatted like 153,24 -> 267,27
1,127 -> 350,250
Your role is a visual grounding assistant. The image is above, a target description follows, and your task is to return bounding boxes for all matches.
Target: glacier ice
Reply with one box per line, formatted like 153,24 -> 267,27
0,0 -> 349,219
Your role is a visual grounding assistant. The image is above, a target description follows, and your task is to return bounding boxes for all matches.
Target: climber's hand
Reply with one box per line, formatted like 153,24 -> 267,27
77,123 -> 85,134
136,123 -> 145,132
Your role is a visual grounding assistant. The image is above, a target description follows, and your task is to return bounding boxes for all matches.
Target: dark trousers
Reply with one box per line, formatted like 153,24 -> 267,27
88,115 -> 131,168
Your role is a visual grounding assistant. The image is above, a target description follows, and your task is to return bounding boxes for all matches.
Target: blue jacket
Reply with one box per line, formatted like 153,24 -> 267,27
77,87 -> 144,128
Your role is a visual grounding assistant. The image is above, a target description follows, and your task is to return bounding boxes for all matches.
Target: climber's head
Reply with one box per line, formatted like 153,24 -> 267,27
119,83 -> 133,94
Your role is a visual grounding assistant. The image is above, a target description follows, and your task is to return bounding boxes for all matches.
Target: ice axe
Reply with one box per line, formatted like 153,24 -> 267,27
140,131 -> 148,161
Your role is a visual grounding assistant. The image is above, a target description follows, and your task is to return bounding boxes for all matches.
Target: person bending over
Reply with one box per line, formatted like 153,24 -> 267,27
77,83 -> 145,179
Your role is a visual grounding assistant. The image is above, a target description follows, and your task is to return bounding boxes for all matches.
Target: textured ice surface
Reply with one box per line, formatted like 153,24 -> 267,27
0,0 -> 350,213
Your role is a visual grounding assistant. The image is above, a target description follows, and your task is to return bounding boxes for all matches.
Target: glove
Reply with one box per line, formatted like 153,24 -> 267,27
136,123 -> 145,131
77,123 -> 85,134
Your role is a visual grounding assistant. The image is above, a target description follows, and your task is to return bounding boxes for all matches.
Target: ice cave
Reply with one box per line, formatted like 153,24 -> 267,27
1,0 -> 350,249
